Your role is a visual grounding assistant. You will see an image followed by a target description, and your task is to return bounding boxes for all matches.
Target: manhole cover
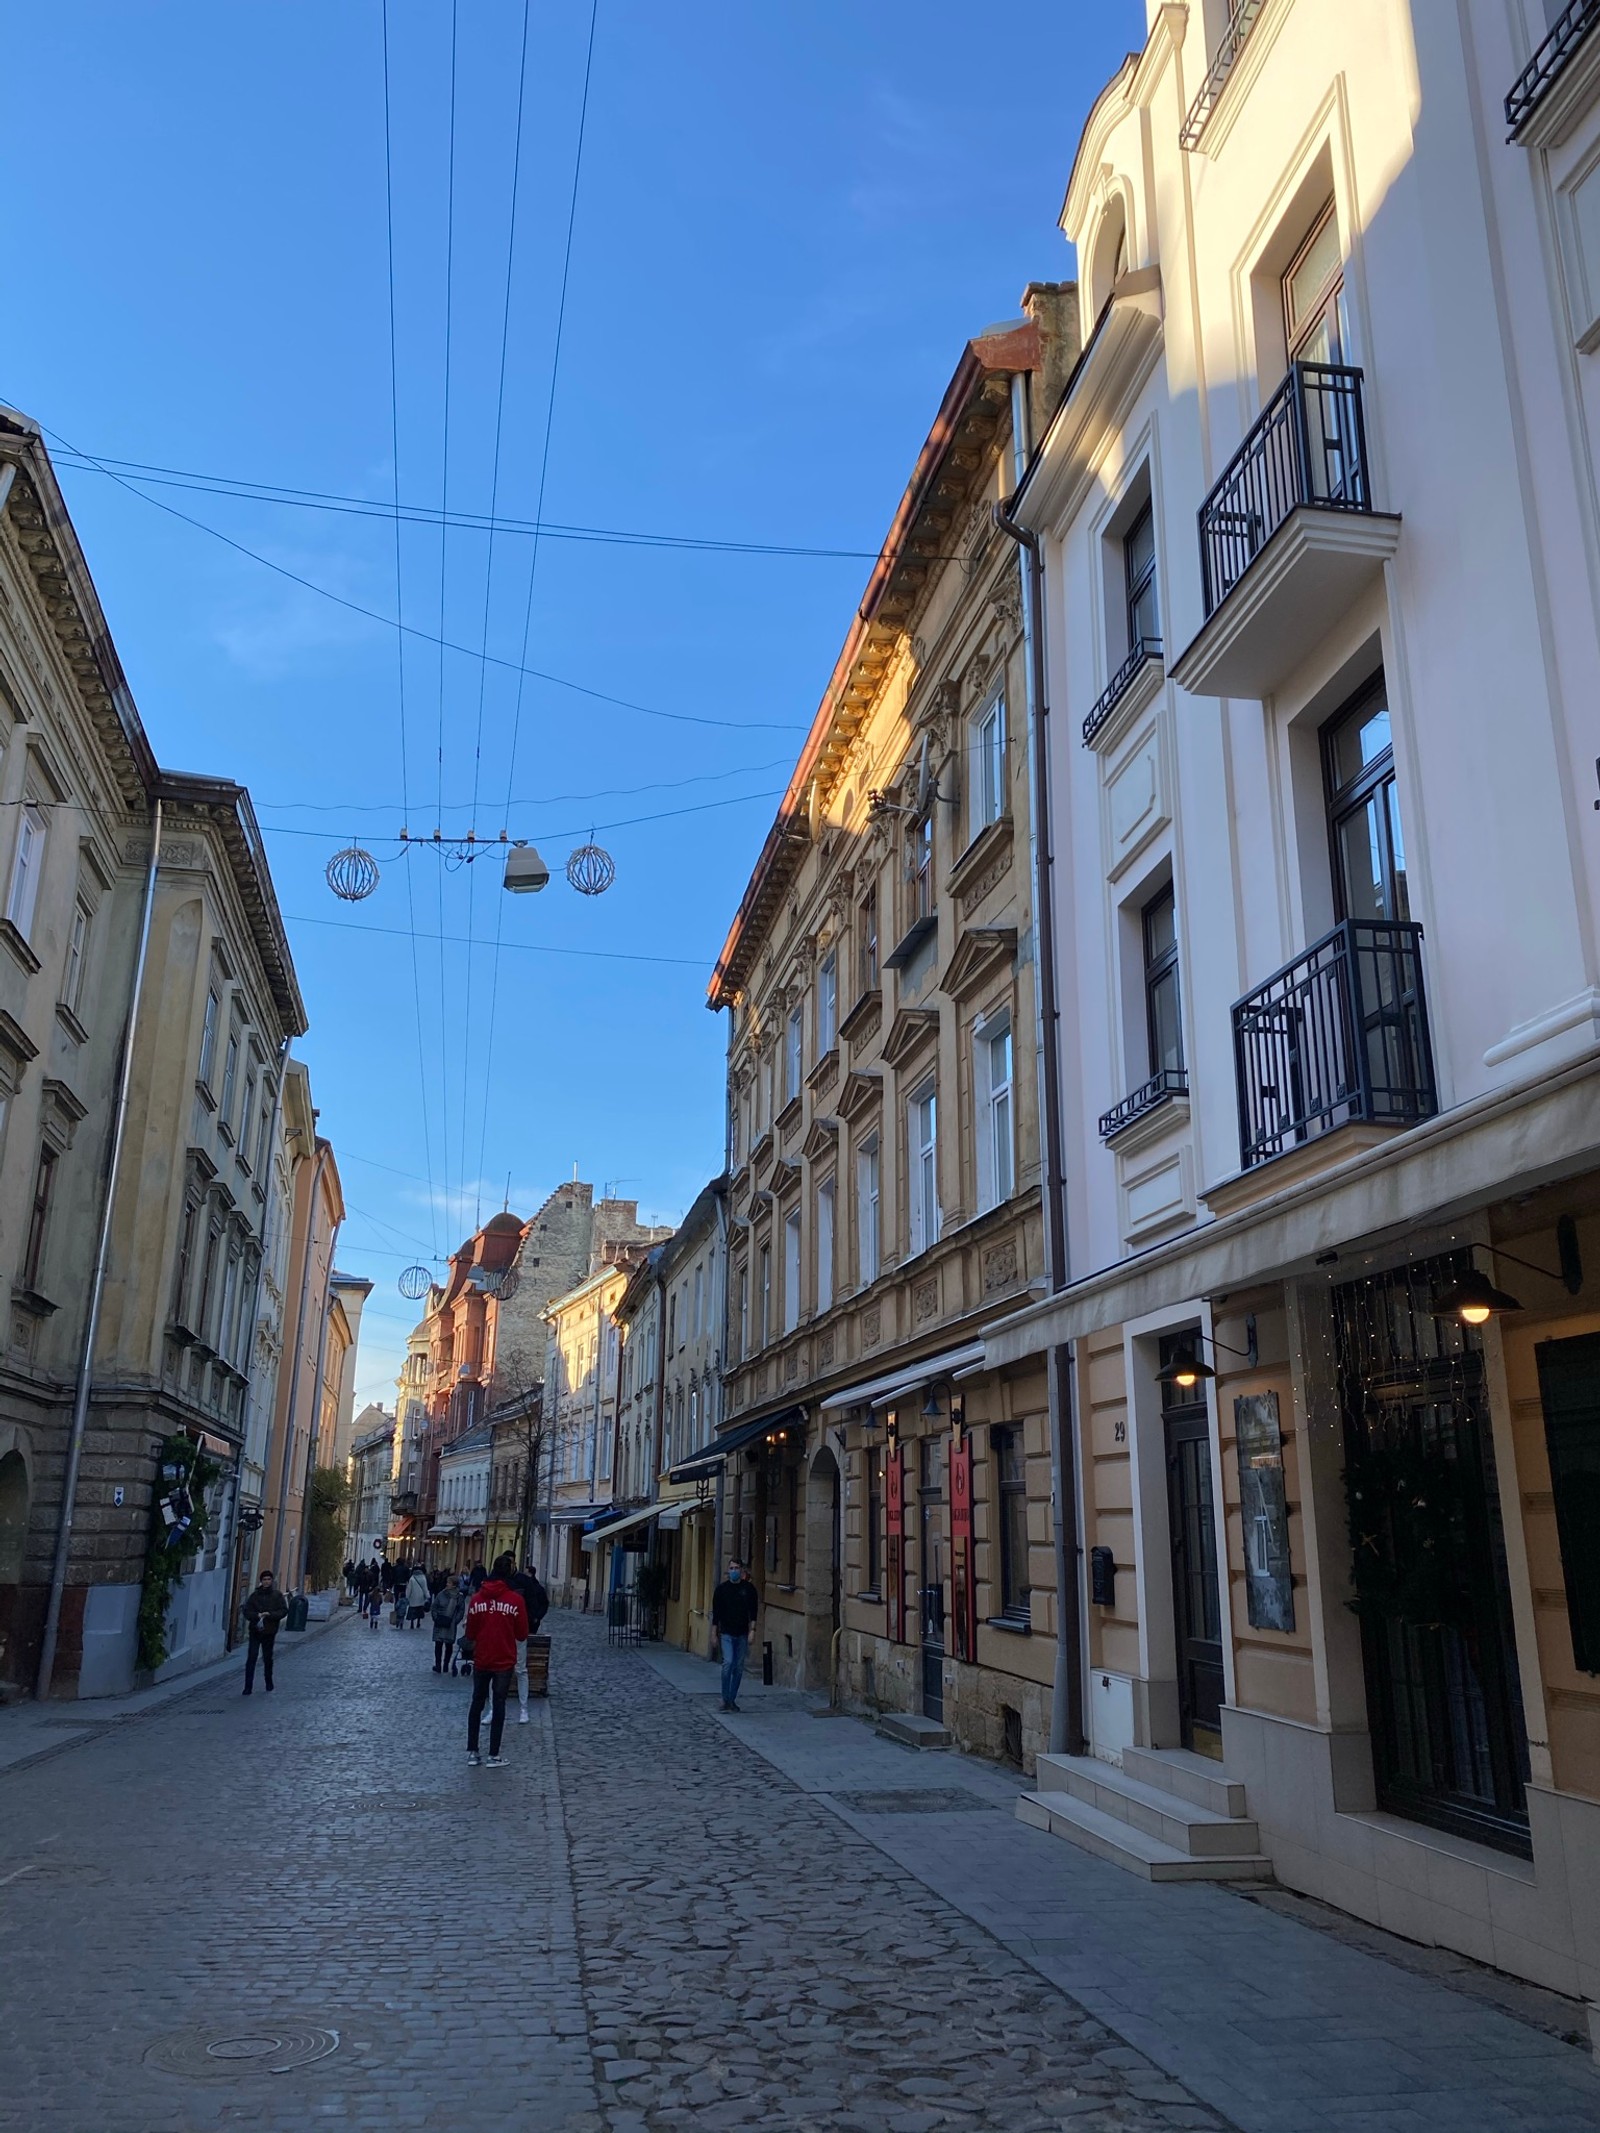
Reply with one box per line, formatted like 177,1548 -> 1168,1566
366,1791 -> 449,1813
145,2024 -> 340,2080
831,1788 -> 1000,1815
0,1859 -> 108,1887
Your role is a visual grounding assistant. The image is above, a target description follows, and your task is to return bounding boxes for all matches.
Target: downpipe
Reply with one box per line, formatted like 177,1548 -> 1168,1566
994,373 -> 1086,1758
36,795 -> 163,1701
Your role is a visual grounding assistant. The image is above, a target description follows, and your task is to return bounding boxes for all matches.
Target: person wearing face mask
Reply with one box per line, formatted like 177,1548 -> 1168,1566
709,1558 -> 760,1712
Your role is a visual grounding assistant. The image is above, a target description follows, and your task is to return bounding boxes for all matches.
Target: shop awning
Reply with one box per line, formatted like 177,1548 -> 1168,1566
818,1340 -> 985,1415
667,1404 -> 806,1485
581,1502 -> 663,1553
427,1523 -> 458,1538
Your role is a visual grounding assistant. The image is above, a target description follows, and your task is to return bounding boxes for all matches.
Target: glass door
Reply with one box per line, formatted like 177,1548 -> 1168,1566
918,1434 -> 946,1722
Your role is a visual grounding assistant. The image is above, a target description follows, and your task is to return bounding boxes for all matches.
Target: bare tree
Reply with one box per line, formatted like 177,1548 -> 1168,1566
488,1344 -> 547,1563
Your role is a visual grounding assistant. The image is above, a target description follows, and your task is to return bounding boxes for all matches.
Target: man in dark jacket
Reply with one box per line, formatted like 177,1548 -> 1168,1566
710,1560 -> 760,1711
464,1556 -> 528,1767
241,1572 -> 289,1695
510,1565 -> 549,1724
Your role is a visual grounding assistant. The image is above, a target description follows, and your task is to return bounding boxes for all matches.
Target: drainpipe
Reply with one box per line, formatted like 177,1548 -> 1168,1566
225,1033 -> 291,1645
270,1140 -> 330,1583
994,372 -> 1087,1758
36,795 -> 163,1702
294,1207 -> 342,1593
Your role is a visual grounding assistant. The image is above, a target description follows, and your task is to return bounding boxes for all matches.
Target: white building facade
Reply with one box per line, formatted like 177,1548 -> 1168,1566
986,0 -> 1600,2010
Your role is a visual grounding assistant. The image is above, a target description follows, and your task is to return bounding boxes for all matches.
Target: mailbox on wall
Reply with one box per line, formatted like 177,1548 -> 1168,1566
1090,1546 -> 1116,1608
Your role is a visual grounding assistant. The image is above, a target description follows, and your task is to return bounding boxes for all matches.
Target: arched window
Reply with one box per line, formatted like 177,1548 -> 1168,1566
1089,198 -> 1129,320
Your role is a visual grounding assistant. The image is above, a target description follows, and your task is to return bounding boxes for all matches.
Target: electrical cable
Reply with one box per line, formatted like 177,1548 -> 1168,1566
462,0 -> 533,1228
286,908 -> 707,967
253,754 -> 793,813
433,0 -> 460,1246
475,0 -> 599,1217
382,0 -> 442,1267
17,413 -> 805,734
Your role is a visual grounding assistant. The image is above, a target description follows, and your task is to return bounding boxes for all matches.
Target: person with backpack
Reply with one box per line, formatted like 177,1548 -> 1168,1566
430,1576 -> 464,1671
509,1563 -> 549,1724
464,1555 -> 528,1768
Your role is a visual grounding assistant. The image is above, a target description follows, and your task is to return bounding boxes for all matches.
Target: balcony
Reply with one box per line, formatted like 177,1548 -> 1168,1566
1099,1068 -> 1188,1144
1171,364 -> 1400,701
1083,636 -> 1164,750
1231,919 -> 1435,1172
1506,0 -> 1600,145
1179,0 -> 1267,153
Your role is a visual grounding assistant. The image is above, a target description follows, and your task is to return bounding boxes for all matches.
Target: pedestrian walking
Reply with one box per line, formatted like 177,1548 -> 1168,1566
452,1572 -> 472,1672
430,1577 -> 464,1671
405,1565 -> 430,1628
240,1571 -> 289,1695
710,1558 -> 760,1712
468,1561 -> 487,1593
342,1557 -> 356,1600
509,1563 -> 549,1723
464,1554 -> 528,1768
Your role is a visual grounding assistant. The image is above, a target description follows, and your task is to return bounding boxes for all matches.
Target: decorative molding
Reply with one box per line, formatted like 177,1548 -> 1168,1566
912,1276 -> 939,1324
839,988 -> 883,1047
881,1006 -> 940,1072
837,1071 -> 883,1125
943,924 -> 1018,1001
983,1238 -> 1020,1295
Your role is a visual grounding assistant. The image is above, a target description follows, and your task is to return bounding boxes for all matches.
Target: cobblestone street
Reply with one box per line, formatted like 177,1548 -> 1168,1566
1,1611 -> 1597,2133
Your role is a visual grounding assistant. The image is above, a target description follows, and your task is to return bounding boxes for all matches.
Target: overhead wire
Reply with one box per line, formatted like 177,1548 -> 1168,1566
433,0 -> 460,1246
464,0 -> 534,1229
474,0 -> 600,1219
382,0 -> 443,1269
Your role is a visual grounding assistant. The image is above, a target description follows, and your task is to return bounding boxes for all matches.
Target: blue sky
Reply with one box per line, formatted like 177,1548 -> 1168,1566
1,0 -> 1142,1404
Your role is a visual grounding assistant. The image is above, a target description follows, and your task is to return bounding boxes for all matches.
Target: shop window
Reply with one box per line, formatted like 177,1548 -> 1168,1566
993,1427 -> 1029,1619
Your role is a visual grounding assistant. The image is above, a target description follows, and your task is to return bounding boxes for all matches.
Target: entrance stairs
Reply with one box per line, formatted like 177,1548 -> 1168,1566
1017,1745 -> 1274,1883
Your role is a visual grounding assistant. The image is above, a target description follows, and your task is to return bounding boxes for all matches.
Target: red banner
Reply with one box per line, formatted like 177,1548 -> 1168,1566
949,1431 -> 976,1662
885,1441 -> 905,1643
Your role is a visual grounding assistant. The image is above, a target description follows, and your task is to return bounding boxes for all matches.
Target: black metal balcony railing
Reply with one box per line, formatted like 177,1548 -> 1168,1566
1083,636 -> 1163,748
1233,919 -> 1436,1171
1098,1067 -> 1188,1143
1506,0 -> 1600,135
1180,0 -> 1267,152
1198,363 -> 1373,617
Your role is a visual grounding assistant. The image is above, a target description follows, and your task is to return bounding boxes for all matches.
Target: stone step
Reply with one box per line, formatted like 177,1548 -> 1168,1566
1120,1743 -> 1248,1819
877,1712 -> 951,1750
1017,1789 -> 1274,1884
1033,1753 -> 1260,1858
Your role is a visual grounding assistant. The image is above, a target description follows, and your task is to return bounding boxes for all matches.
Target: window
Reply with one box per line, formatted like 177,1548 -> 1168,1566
976,1017 -> 1015,1211
856,1135 -> 880,1286
667,1291 -> 677,1353
195,1225 -> 220,1344
1324,677 -> 1407,923
783,1210 -> 802,1333
1142,886 -> 1183,1077
758,1243 -> 772,1348
865,1446 -> 883,1593
817,952 -> 838,1055
1284,202 -> 1347,363
736,1263 -> 748,1360
909,815 -> 934,921
859,885 -> 880,993
220,1249 -> 242,1367
971,696 -> 1006,835
7,805 -> 46,941
220,1031 -> 240,1129
785,1005 -> 803,1105
173,1198 -> 198,1322
62,898 -> 92,1016
240,1067 -> 258,1166
1125,502 -> 1159,656
994,1426 -> 1030,1618
909,1083 -> 939,1255
255,1087 -> 275,1173
816,1176 -> 835,1315
692,1264 -> 704,1339
23,1143 -> 57,1291
199,990 -> 221,1087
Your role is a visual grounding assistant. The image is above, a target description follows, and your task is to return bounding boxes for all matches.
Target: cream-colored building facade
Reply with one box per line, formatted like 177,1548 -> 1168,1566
707,294 -> 1079,1758
0,412 -> 309,1697
984,0 -> 1600,2011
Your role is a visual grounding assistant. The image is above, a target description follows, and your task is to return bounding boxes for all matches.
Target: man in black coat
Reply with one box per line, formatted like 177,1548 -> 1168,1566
241,1572 -> 289,1695
709,1560 -> 760,1711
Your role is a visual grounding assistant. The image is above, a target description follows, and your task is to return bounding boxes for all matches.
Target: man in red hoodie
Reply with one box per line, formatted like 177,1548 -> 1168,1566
464,1554 -> 529,1768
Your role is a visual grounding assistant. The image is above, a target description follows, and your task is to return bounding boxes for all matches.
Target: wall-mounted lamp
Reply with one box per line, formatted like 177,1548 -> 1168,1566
1156,1316 -> 1259,1390
920,1382 -> 943,1422
1428,1218 -> 1583,1326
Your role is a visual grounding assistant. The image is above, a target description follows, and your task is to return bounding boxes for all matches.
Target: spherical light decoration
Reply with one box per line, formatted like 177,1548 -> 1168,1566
327,846 -> 381,902
566,842 -> 616,896
398,1263 -> 432,1301
497,1267 -> 521,1301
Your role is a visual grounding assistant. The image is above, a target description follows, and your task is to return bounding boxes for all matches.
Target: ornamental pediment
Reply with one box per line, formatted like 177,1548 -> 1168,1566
802,1115 -> 840,1163
837,1070 -> 883,1124
943,925 -> 1017,1000
881,1006 -> 940,1071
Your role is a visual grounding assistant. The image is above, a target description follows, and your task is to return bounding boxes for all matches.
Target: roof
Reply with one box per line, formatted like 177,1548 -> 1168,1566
707,321 -> 1044,1011
157,771 -> 307,1037
438,1422 -> 493,1461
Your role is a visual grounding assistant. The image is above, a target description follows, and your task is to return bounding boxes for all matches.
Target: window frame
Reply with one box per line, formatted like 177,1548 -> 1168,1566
994,1424 -> 1030,1620
976,1013 -> 1015,1212
815,1174 -> 835,1315
859,885 -> 880,994
6,803 -> 47,942
22,1140 -> 58,1292
1124,500 -> 1160,656
782,1206 -> 802,1334
785,1005 -> 803,1105
970,694 -> 1007,837
199,990 -> 221,1089
817,951 -> 838,1055
758,1242 -> 772,1349
908,1081 -> 939,1257
1141,884 -> 1184,1079
62,896 -> 92,1017
909,814 -> 934,922
856,1133 -> 881,1287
